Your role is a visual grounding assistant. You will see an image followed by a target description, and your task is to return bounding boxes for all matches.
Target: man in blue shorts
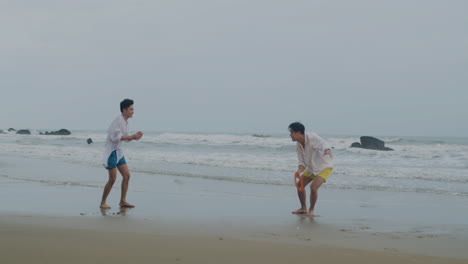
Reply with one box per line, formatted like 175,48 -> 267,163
100,99 -> 143,209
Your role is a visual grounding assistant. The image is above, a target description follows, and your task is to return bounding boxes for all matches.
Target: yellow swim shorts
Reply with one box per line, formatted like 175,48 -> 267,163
302,168 -> 333,182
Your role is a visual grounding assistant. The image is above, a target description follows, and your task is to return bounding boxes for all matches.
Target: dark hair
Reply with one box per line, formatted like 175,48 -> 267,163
120,99 -> 134,112
288,122 -> 305,134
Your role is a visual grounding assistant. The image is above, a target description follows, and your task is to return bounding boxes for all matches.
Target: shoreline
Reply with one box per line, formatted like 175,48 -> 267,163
1,153 -> 468,260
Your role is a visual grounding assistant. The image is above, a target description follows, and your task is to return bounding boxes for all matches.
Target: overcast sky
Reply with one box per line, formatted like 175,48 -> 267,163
1,0 -> 467,137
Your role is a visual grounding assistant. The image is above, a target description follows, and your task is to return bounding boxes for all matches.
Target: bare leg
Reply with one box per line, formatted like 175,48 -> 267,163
307,176 -> 325,216
292,176 -> 312,214
100,168 -> 117,209
117,164 -> 134,208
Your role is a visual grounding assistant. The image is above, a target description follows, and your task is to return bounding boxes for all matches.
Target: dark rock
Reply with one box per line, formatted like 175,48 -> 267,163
44,129 -> 71,135
359,136 -> 393,151
17,129 -> 31,135
87,138 -> 93,144
350,142 -> 362,148
361,136 -> 384,149
8,128 -> 16,132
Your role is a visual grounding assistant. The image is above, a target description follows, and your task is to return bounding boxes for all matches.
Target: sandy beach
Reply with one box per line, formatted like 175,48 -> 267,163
1,153 -> 468,263
2,215 -> 467,264
2,0 -> 467,262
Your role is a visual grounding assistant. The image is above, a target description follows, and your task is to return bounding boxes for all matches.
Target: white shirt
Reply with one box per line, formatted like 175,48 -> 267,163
296,132 -> 333,175
103,115 -> 130,167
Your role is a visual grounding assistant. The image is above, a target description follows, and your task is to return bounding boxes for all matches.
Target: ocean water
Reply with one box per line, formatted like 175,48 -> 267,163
1,129 -> 468,198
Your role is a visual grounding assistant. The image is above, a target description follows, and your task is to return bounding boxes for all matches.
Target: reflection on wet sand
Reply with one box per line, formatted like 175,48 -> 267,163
100,206 -> 132,216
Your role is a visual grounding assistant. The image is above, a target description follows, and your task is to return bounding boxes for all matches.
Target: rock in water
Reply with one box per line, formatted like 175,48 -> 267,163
87,138 -> 93,144
44,129 -> 71,135
16,129 -> 31,135
360,136 -> 393,151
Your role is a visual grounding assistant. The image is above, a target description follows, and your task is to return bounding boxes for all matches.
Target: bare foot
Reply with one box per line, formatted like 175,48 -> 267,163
100,203 -> 111,209
119,202 -> 135,208
292,208 -> 307,214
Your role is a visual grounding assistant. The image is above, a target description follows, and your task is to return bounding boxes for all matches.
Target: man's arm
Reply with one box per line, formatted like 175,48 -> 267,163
121,131 -> 143,141
323,148 -> 332,158
310,133 -> 333,158
297,165 -> 305,174
296,144 -> 306,174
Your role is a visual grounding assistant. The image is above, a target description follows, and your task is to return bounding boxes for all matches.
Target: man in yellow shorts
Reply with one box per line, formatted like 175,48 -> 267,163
289,122 -> 333,217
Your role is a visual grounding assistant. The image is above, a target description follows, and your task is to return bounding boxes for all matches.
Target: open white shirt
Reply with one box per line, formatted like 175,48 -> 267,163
296,132 -> 333,176
102,115 -> 130,167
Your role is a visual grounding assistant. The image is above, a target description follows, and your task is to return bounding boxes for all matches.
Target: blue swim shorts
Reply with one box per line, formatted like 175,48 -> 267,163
106,150 -> 127,169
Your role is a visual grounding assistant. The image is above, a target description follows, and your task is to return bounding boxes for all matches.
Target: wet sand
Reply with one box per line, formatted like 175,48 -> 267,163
1,154 -> 468,262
